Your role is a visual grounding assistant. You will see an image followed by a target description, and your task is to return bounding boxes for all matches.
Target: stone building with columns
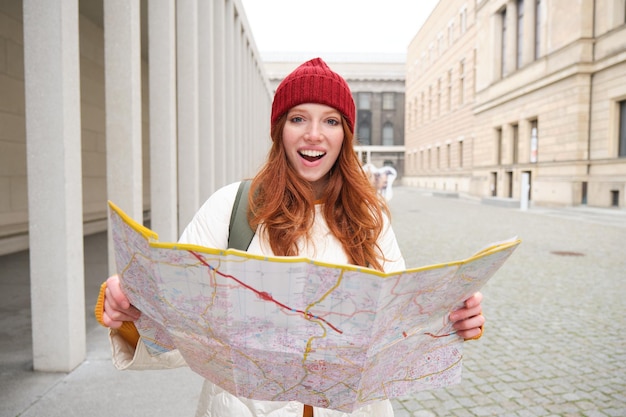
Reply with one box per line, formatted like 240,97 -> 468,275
404,0 -> 626,209
0,0 -> 271,372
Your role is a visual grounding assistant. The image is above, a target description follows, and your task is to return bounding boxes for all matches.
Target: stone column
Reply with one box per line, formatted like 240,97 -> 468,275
211,0 -> 226,193
234,12 -> 243,179
198,0 -> 216,201
225,0 -> 236,184
23,0 -> 86,371
176,0 -> 201,231
104,0 -> 143,273
148,0 -> 178,241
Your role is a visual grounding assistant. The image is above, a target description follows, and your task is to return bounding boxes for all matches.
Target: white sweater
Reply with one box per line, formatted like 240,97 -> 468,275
110,182 -> 406,417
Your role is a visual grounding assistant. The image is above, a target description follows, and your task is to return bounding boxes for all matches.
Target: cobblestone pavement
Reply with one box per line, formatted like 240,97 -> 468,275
388,187 -> 626,417
1,186 -> 625,417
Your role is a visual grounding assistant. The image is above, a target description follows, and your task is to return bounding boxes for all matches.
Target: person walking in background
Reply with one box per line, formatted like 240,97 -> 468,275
96,58 -> 485,417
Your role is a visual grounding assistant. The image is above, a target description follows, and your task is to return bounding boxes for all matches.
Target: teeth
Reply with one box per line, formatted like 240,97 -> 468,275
299,150 -> 325,157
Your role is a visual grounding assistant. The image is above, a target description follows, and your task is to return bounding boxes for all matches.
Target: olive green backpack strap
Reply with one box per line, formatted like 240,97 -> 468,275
228,180 -> 255,250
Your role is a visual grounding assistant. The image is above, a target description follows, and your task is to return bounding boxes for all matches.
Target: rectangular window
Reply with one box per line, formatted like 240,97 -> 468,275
382,93 -> 395,110
501,8 -> 508,77
437,78 -> 442,117
517,0 -> 524,68
448,20 -> 455,45
447,70 -> 453,111
428,86 -> 432,120
437,147 -> 441,168
496,127 -> 503,165
530,119 -> 539,163
437,33 -> 443,57
611,190 -> 619,207
460,7 -> 467,34
358,93 -> 371,110
619,100 -> 626,157
459,141 -> 464,168
534,0 -> 542,59
512,123 -> 519,163
459,60 -> 465,105
447,143 -> 451,168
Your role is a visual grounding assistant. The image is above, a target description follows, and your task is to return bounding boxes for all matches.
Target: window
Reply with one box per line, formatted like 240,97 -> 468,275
496,127 -> 503,165
459,60 -> 465,105
428,86 -> 432,120
358,124 -> 371,145
382,93 -> 395,110
358,93 -> 371,110
530,119 -> 538,163
460,7 -> 467,34
447,70 -> 453,111
618,100 -> 626,158
500,7 -> 508,77
382,122 -> 394,146
517,0 -> 524,68
437,33 -> 443,57
459,140 -> 464,168
448,20 -> 455,45
436,146 -> 441,168
437,78 -> 442,117
447,143 -> 451,168
512,123 -> 519,163
534,0 -> 542,59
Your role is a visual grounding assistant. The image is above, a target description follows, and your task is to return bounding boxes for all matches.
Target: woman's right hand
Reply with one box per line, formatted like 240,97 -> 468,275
102,274 -> 141,328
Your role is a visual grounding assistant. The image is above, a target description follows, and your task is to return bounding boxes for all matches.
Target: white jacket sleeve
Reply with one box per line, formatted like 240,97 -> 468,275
109,182 -> 241,370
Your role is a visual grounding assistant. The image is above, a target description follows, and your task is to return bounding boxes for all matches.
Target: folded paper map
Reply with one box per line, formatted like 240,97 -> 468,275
109,201 -> 520,412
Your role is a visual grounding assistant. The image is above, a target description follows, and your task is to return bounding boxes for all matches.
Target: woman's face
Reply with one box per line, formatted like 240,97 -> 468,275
282,103 -> 345,197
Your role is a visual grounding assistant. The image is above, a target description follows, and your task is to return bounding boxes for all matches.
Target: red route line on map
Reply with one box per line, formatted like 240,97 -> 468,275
189,251 -> 343,334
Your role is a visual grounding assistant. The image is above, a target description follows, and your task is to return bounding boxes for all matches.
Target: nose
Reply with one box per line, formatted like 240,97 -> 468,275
304,122 -> 323,142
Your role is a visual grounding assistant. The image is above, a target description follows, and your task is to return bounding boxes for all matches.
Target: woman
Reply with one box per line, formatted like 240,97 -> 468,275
97,58 -> 485,417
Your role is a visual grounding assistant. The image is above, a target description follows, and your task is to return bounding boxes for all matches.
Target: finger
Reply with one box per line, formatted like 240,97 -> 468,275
106,275 -> 131,310
104,292 -> 141,321
453,313 -> 485,332
464,292 -> 483,309
449,303 -> 482,322
101,310 -> 123,329
457,326 -> 483,340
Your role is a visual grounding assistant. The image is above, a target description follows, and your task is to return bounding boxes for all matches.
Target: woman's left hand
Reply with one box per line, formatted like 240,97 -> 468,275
449,292 -> 485,340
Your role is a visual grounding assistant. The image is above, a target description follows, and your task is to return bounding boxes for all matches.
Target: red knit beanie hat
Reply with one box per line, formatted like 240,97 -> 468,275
271,58 -> 355,133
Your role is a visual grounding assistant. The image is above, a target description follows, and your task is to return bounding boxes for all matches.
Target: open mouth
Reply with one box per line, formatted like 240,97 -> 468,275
299,149 -> 326,162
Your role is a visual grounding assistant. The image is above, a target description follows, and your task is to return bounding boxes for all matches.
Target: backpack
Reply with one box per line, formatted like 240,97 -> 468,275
228,180 -> 255,250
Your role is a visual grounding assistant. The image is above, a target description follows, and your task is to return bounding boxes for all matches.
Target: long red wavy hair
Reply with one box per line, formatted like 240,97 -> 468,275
248,115 -> 390,271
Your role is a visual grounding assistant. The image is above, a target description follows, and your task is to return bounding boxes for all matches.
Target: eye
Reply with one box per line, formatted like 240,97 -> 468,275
290,116 -> 304,123
326,118 -> 340,126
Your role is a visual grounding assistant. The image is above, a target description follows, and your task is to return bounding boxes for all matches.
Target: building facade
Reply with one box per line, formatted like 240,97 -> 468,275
264,56 -> 406,179
404,0 -> 626,209
0,0 -> 271,372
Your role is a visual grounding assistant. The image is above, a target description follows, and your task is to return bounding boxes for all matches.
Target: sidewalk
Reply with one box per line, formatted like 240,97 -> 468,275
1,186 -> 625,417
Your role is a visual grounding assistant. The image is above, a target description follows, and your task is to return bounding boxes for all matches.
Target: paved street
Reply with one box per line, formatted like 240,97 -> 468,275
389,187 -> 626,417
1,186 -> 625,417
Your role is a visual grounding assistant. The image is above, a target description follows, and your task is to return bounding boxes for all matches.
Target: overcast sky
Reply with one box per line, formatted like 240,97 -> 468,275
240,0 -> 439,57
